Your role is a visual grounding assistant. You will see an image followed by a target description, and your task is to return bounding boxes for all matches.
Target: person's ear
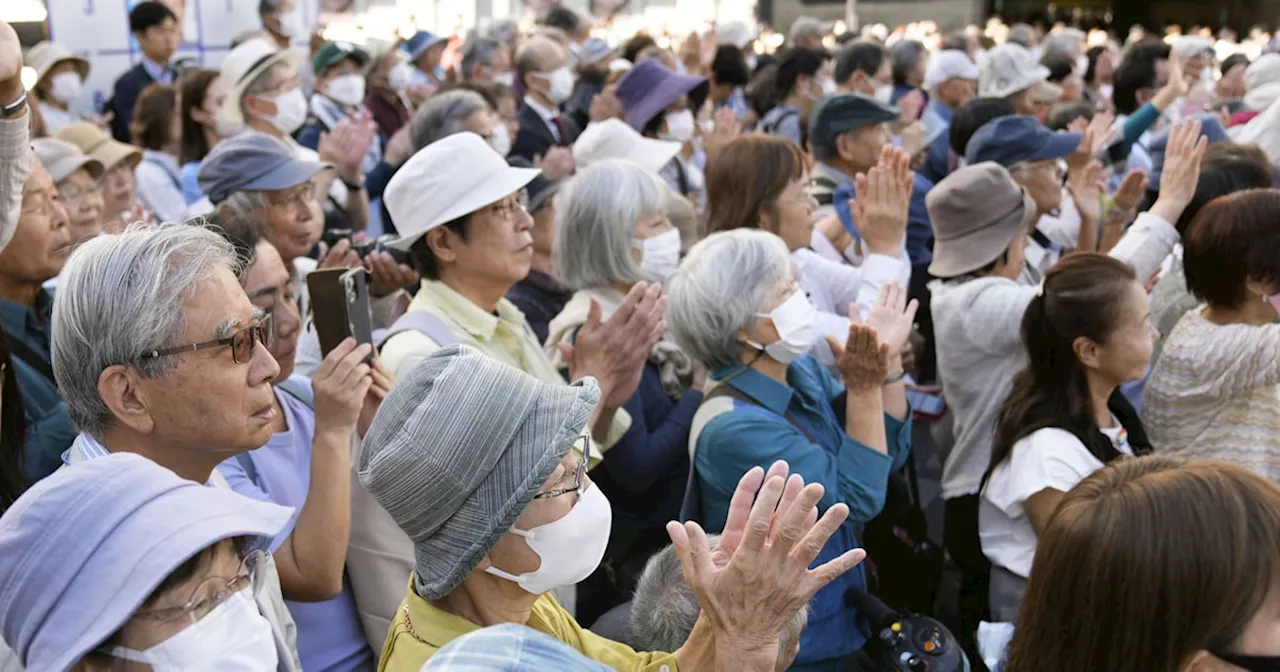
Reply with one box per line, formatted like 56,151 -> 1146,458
1072,336 -> 1102,370
1180,650 -> 1224,672
97,365 -> 157,436
425,227 -> 461,266
1244,278 -> 1271,299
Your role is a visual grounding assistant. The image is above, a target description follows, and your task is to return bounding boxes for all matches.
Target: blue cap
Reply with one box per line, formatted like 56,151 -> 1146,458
198,133 -> 332,204
0,453 -> 293,671
1147,114 -> 1231,191
403,31 -> 447,61
965,115 -> 1082,167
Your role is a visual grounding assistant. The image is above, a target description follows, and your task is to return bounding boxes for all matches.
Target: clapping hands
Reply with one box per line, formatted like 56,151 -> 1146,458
1149,119 -> 1208,224
853,146 -> 914,257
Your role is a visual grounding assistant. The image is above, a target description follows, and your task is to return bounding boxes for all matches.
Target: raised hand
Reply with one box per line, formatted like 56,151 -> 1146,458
365,250 -> 419,298
862,283 -> 919,357
852,147 -> 912,257
1149,119 -> 1208,224
0,20 -> 22,107
1067,111 -> 1116,174
898,121 -> 926,159
703,106 -> 742,156
534,146 -> 575,179
312,338 -> 375,437
826,316 -> 892,393
1067,159 -> 1107,224
896,89 -> 924,124
562,282 -> 666,408
383,124 -> 415,167
1111,168 -> 1149,214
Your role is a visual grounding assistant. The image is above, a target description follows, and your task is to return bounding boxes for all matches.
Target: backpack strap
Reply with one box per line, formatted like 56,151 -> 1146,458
762,107 -> 799,135
378,309 -> 460,350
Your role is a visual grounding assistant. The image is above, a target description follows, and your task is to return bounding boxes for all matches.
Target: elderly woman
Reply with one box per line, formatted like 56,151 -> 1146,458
57,122 -> 145,233
361,345 -> 865,672
30,138 -> 104,251
615,59 -> 709,213
0,453 -> 293,670
666,228 -> 914,669
1145,189 -> 1280,479
545,160 -> 705,625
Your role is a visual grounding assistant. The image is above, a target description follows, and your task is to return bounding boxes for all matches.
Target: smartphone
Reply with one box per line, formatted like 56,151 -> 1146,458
306,267 -> 374,362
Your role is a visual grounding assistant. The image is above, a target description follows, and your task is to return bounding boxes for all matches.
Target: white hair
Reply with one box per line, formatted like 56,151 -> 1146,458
221,188 -> 271,212
51,222 -> 241,438
554,159 -> 669,290
666,229 -> 792,370
410,90 -> 491,151
630,535 -> 809,656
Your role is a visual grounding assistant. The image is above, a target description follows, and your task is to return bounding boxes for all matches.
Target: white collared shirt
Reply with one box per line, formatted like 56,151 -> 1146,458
523,95 -> 561,142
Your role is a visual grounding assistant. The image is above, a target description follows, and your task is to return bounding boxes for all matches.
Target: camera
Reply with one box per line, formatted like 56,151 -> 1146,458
319,229 -> 409,265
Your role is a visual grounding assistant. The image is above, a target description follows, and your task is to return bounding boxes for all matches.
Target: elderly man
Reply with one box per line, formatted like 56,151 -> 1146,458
207,213 -> 383,667
49,223 -> 303,671
360,345 -> 866,671
346,131 -> 660,637
461,38 -> 512,86
513,35 -> 580,162
789,16 -> 832,49
199,132 -> 414,378
219,37 -> 373,232
920,49 -> 979,145
978,43 -> 1064,117
409,89 -> 500,153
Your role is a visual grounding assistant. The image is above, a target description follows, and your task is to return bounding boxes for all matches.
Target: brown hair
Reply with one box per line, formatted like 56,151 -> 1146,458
706,134 -> 811,236
1183,189 -> 1280,309
130,83 -> 180,151
1006,455 -> 1280,671
179,69 -> 220,165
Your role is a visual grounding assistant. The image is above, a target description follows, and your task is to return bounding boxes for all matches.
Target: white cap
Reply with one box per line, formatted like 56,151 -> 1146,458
26,42 -> 89,84
923,50 -> 980,92
717,21 -> 754,50
573,119 -> 682,173
979,43 -> 1054,99
219,38 -> 304,126
384,133 -> 542,251
1170,35 -> 1213,60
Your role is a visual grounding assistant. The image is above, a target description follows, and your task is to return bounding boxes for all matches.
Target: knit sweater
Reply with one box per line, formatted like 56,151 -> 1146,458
931,211 -> 1181,499
1143,309 -> 1280,480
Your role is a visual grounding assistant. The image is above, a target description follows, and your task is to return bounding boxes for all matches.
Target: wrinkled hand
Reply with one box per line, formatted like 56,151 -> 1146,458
1150,119 -> 1208,223
1066,112 -> 1115,174
534,147 -> 576,179
321,112 -> 377,179
666,462 -> 866,653
562,282 -> 666,408
853,146 -> 913,256
1111,168 -> 1149,214
589,90 -> 624,123
826,316 -> 892,393
317,239 -> 362,270
1067,160 -> 1106,223
703,106 -> 742,156
365,250 -> 419,298
312,339 -> 374,435
896,89 -> 924,124
384,124 -> 415,167
357,359 -> 393,438
862,283 -> 919,357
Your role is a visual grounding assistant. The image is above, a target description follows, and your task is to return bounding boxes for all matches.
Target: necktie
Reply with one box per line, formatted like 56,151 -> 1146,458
551,116 -> 567,145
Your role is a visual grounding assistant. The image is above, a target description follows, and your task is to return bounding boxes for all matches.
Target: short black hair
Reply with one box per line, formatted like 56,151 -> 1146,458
1112,42 -> 1171,115
834,40 -> 887,87
949,97 -> 1016,156
129,1 -> 176,34
407,216 -> 471,281
541,5 -> 582,34
205,213 -> 265,273
774,47 -> 828,101
1045,100 -> 1095,131
1221,53 -> 1250,75
1041,50 -> 1075,83
622,34 -> 657,65
711,45 -> 750,87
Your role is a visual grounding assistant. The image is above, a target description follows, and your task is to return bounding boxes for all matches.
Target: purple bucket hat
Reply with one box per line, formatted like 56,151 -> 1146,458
615,59 -> 708,132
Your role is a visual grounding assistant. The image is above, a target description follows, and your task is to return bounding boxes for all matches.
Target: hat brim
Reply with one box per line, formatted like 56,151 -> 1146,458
623,73 -> 709,131
221,48 -> 306,127
89,141 -> 142,171
928,188 -> 1038,278
629,136 -> 683,173
246,158 -> 333,194
528,180 -> 563,214
45,155 -> 104,183
1027,131 -> 1082,162
37,56 -> 91,85
405,36 -> 446,61
388,166 -> 543,251
47,487 -> 292,672
983,65 -> 1053,99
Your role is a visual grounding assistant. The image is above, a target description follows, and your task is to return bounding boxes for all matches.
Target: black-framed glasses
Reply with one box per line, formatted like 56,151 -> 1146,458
132,549 -> 267,625
534,432 -> 591,500
139,313 -> 274,365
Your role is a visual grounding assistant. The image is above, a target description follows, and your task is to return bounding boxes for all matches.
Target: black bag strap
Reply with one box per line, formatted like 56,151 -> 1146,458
6,335 -> 55,384
761,107 -> 799,135
671,157 -> 691,197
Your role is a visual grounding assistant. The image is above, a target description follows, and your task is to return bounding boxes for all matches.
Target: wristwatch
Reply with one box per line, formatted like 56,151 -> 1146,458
0,91 -> 26,119
883,370 -> 906,386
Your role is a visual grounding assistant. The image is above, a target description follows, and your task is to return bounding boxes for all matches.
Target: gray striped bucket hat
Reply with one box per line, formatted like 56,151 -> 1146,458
359,344 -> 600,600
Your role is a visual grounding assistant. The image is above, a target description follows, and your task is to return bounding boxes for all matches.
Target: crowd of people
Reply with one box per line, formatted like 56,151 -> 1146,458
1,2 -> 1280,670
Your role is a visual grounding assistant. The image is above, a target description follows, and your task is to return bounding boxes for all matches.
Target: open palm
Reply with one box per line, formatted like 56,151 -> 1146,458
863,283 -> 918,354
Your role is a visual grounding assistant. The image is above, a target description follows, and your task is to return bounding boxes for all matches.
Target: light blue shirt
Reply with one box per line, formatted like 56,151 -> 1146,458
217,378 -> 375,672
140,56 -> 174,85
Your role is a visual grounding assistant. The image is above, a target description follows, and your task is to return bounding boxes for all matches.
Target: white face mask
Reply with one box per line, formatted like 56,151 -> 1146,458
1099,83 -> 1114,101
327,73 -> 366,107
746,290 -> 816,364
260,88 -> 308,135
388,62 -> 413,92
821,78 -> 837,95
50,71 -> 83,105
485,482 -> 612,595
111,589 -> 277,671
538,66 -> 575,104
874,84 -> 894,103
492,71 -> 516,87
488,122 -> 511,157
212,106 -> 244,138
276,7 -> 304,38
1075,54 -> 1090,77
661,109 -> 696,143
633,228 -> 681,278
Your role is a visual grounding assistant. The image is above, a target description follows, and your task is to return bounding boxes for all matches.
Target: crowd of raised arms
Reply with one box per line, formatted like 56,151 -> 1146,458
1,4 -> 1280,671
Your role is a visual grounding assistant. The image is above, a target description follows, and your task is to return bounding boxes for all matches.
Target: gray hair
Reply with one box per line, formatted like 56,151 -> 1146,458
1043,29 -> 1085,55
461,38 -> 503,77
222,189 -> 270,213
1008,24 -> 1038,48
241,62 -> 291,120
51,222 -> 241,438
554,159 -> 668,290
890,40 -> 926,85
666,229 -> 792,370
409,89 -> 491,151
630,535 -> 809,656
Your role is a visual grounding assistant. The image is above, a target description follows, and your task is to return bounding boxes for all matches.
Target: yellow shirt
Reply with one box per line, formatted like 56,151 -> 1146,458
379,581 -> 679,672
380,280 -> 630,449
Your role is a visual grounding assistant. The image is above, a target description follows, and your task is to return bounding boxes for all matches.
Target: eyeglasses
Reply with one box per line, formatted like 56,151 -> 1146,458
139,313 -> 274,365
484,192 -> 529,222
59,182 -> 104,208
534,432 -> 591,500
133,550 -> 267,625
267,182 -> 317,212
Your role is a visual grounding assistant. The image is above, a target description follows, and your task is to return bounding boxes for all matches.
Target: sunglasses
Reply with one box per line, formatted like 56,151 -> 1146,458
139,314 -> 274,365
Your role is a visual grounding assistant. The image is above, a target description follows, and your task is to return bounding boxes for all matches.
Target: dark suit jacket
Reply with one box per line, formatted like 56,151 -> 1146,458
108,63 -> 157,143
509,103 -> 580,163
